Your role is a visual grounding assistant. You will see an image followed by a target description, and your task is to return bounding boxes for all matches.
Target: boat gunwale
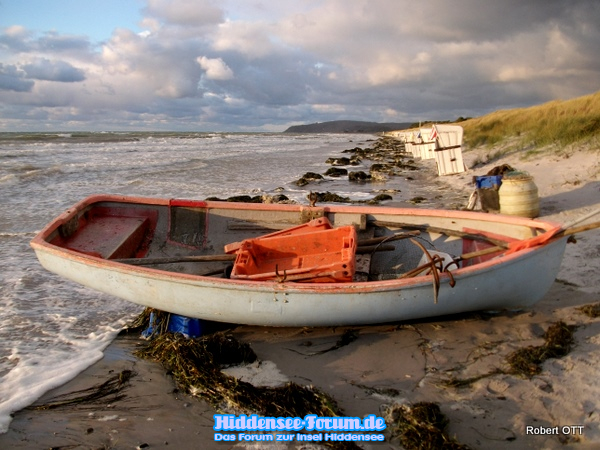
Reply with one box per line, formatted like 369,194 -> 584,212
30,194 -> 566,295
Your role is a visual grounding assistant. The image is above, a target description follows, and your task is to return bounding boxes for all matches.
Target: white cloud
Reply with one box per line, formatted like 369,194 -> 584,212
197,56 -> 234,80
4,25 -> 29,38
212,20 -> 276,59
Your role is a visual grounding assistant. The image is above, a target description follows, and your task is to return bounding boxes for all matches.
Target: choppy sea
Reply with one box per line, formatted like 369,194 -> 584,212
0,131 -> 414,433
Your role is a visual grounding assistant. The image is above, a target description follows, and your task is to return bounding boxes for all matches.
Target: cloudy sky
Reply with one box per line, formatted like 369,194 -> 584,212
1,0 -> 598,132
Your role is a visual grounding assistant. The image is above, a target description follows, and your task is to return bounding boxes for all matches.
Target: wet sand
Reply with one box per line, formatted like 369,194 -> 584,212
1,141 -> 599,450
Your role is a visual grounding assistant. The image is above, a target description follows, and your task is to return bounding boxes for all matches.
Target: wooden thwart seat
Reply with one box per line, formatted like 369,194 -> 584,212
64,215 -> 150,259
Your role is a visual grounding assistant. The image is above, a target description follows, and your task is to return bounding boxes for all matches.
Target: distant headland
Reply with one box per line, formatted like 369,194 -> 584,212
284,120 -> 412,133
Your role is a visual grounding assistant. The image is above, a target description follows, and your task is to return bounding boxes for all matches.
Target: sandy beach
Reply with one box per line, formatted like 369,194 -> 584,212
1,141 -> 599,450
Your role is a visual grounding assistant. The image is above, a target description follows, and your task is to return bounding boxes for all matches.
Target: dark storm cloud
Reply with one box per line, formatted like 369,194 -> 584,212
0,63 -> 34,92
1,0 -> 599,131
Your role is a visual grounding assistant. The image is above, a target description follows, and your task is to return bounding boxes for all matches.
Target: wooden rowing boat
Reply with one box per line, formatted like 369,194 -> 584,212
31,194 -> 571,326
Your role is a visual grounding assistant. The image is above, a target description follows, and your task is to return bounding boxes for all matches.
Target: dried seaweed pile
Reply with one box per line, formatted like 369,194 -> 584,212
123,306 -> 162,333
127,309 -> 363,448
134,330 -> 340,419
577,302 -> 600,318
135,330 -> 364,449
506,320 -> 577,378
386,402 -> 470,450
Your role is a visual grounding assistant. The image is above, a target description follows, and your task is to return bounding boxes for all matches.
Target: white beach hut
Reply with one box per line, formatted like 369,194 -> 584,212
404,131 -> 416,157
431,124 -> 466,176
418,128 -> 437,160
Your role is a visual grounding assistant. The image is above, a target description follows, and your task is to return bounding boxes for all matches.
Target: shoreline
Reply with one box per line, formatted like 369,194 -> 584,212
1,140 -> 599,449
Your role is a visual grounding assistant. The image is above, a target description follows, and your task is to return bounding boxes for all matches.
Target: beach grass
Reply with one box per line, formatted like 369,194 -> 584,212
460,90 -> 600,152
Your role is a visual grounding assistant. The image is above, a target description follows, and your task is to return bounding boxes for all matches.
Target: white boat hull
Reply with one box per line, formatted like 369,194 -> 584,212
32,195 -> 568,326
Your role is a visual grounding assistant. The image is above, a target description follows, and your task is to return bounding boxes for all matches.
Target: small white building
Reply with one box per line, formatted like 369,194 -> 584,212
417,128 -> 436,160
430,124 -> 466,176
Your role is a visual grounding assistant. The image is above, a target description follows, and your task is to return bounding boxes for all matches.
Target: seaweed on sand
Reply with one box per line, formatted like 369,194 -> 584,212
506,320 -> 577,378
444,321 -> 577,387
135,330 -> 362,449
577,302 -> 600,318
134,331 -> 341,418
32,370 -> 134,410
443,369 -> 504,388
292,329 -> 359,356
319,329 -> 359,354
121,307 -> 168,334
385,402 -> 471,450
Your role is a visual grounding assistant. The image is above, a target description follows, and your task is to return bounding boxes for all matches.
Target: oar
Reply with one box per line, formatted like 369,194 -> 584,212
405,214 -> 600,275
369,220 -> 510,248
458,219 -> 600,262
115,254 -> 236,266
457,245 -> 506,263
356,230 -> 420,246
556,220 -> 600,238
356,244 -> 395,254
504,207 -> 600,254
115,243 -> 396,266
559,206 -> 600,231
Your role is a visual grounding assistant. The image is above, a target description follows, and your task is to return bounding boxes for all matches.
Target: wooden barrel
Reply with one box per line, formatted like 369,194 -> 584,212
499,174 -> 540,218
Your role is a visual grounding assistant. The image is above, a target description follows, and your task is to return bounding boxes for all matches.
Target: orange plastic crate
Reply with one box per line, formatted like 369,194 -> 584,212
230,225 -> 357,283
224,217 -> 332,254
